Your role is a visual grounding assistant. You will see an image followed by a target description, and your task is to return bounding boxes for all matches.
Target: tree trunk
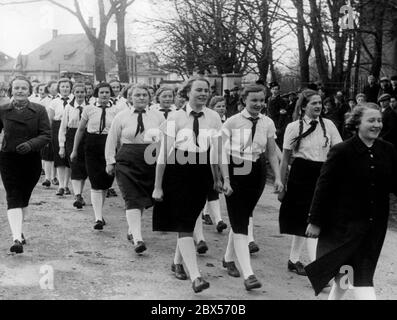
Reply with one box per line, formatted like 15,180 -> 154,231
94,41 -> 107,82
116,6 -> 129,83
370,4 -> 386,77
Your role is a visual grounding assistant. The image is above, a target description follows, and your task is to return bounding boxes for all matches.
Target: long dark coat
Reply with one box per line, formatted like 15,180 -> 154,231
305,135 -> 397,295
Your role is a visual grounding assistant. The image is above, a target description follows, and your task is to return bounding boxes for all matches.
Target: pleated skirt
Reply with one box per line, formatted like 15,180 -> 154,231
52,120 -> 69,168
225,154 -> 267,235
115,143 -> 156,210
153,149 -> 213,233
0,151 -> 42,209
84,133 -> 114,190
279,158 -> 323,236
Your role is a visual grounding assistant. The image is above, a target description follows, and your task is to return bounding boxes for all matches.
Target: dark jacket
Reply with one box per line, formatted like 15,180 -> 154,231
305,135 -> 397,294
363,84 -> 380,103
380,106 -> 397,150
0,101 -> 51,153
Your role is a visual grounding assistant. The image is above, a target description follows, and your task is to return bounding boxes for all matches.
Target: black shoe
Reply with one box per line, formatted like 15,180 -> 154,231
135,241 -> 147,254
202,214 -> 213,225
94,220 -> 105,230
288,260 -> 307,276
106,188 -> 117,198
196,240 -> 208,254
171,263 -> 188,280
127,233 -> 133,241
56,188 -> 65,196
52,178 -> 59,186
192,277 -> 210,293
10,240 -> 23,254
216,220 -> 227,233
64,187 -> 71,195
73,195 -> 83,209
21,233 -> 26,245
42,179 -> 51,187
80,196 -> 86,206
249,241 -> 259,254
244,275 -> 262,291
222,258 -> 240,277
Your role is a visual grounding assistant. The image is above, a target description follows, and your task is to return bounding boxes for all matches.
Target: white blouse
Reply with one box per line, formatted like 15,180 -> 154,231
48,94 -> 74,121
58,100 -> 88,147
105,106 -> 164,165
81,102 -> 123,135
161,104 -> 222,153
222,109 -> 276,162
283,115 -> 342,162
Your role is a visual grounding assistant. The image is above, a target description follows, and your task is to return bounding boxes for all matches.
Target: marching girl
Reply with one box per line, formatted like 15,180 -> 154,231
70,83 -> 119,230
305,103 -> 397,300
175,88 -> 187,110
58,83 -> 89,209
278,89 -> 342,276
48,78 -> 74,196
105,84 -> 163,253
221,84 -> 282,290
151,86 -> 176,117
152,77 -> 225,293
0,76 -> 51,253
110,79 -> 128,110
85,82 -> 96,105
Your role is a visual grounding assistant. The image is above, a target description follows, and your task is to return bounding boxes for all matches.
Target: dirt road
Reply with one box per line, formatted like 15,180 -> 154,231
0,180 -> 396,300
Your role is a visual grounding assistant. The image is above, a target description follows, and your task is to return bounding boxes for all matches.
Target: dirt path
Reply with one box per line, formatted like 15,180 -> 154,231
0,179 -> 396,300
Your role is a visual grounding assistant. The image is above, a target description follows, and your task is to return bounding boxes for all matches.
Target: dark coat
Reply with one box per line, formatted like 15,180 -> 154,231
363,84 -> 380,103
0,101 -> 51,153
305,135 -> 397,295
380,106 -> 397,150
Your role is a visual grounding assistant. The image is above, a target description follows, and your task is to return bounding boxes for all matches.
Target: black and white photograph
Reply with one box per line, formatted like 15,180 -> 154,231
0,0 -> 397,307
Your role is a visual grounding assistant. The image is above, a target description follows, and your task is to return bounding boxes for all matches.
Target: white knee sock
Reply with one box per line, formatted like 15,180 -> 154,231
7,208 -> 23,242
174,241 -> 183,265
126,209 -> 143,244
354,287 -> 376,300
289,235 -> 305,263
44,161 -> 52,180
177,237 -> 201,281
91,190 -> 103,222
233,233 -> 254,279
102,190 -> 106,206
57,167 -> 66,188
81,180 -> 86,194
193,214 -> 205,242
71,180 -> 82,195
224,229 -> 235,262
207,200 -> 222,224
22,207 -> 28,223
248,217 -> 254,243
306,238 -> 318,262
51,162 -> 55,180
328,275 -> 348,300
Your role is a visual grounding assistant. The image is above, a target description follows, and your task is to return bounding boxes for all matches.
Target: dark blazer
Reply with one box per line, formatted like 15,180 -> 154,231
305,135 -> 397,294
0,101 -> 51,153
363,84 -> 380,103
380,106 -> 397,149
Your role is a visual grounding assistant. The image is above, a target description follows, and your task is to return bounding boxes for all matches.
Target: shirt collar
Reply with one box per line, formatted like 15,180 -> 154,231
185,103 -> 206,117
95,101 -> 112,108
241,108 -> 263,120
130,105 -> 148,114
303,115 -> 319,124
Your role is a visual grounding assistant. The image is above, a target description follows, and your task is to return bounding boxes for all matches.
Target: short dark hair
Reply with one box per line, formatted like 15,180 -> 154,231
124,83 -> 151,100
93,82 -> 114,98
57,78 -> 73,94
240,84 -> 266,107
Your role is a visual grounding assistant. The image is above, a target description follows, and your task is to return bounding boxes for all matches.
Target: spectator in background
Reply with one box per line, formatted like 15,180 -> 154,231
378,77 -> 392,99
323,97 -> 341,130
318,86 -> 328,101
390,75 -> 397,98
85,82 -> 95,104
378,93 -> 397,150
363,75 -> 380,103
390,96 -> 397,111
347,97 -> 357,112
0,82 -> 10,106
356,93 -> 367,106
226,86 -> 240,117
334,92 -> 350,133
175,88 -> 187,110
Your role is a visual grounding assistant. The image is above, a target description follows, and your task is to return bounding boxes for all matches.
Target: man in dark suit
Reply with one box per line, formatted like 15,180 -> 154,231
378,93 -> 397,150
363,74 -> 380,103
390,75 -> 397,98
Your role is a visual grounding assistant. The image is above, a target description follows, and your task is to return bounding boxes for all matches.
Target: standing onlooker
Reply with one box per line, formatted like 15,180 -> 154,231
390,75 -> 397,98
0,76 -> 51,253
356,93 -> 367,106
226,87 -> 240,117
378,93 -> 397,150
363,75 -> 380,103
305,103 -> 397,299
378,77 -> 392,99
390,96 -> 397,111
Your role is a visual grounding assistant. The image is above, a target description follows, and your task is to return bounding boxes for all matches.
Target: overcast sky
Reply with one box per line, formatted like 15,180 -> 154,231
0,0 -> 167,58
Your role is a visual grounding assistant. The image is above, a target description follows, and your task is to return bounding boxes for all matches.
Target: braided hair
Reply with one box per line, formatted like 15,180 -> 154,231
292,89 -> 329,151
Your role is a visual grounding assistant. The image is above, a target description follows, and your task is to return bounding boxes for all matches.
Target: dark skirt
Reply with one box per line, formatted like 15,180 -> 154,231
0,151 -> 42,209
41,141 -> 54,161
279,158 -> 323,236
85,133 -> 114,190
153,149 -> 213,233
52,120 -> 69,168
116,143 -> 156,210
305,218 -> 388,295
65,128 -> 87,180
225,154 -> 267,235
207,186 -> 219,202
